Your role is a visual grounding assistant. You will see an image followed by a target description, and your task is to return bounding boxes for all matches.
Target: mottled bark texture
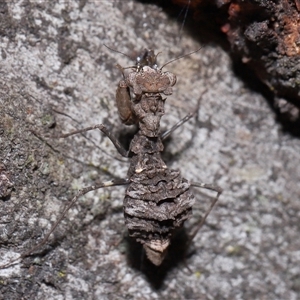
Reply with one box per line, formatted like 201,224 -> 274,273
124,135 -> 194,266
1,1 -> 300,299
170,0 -> 300,120
117,57 -> 197,266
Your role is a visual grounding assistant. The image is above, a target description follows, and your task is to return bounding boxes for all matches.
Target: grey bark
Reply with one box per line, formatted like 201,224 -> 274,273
0,1 -> 300,299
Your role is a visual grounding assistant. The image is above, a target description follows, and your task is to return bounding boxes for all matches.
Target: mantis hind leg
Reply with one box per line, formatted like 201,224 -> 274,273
0,178 -> 129,270
187,182 -> 222,248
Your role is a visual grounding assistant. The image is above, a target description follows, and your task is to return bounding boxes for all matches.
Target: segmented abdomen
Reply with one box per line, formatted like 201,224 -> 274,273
123,169 -> 195,244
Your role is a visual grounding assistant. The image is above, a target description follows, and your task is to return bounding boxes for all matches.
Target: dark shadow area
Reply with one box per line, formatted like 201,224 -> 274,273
232,58 -> 300,137
126,228 -> 190,289
0,194 -> 12,201
117,125 -> 139,153
231,59 -> 274,101
137,0 -> 230,50
275,111 -> 300,137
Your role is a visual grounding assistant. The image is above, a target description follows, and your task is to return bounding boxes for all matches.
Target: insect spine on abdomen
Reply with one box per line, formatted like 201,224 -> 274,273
117,50 -> 195,265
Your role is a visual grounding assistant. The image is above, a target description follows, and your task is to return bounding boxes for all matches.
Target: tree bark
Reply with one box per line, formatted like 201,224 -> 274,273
0,1 -> 300,299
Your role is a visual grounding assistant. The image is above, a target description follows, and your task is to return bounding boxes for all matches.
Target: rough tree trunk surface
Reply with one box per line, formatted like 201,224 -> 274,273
171,0 -> 300,120
0,1 -> 300,299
